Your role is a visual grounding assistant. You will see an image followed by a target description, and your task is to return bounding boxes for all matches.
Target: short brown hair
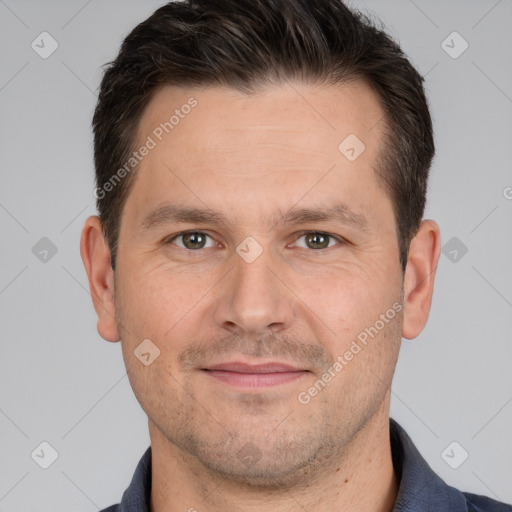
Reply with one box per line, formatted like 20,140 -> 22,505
92,0 -> 434,271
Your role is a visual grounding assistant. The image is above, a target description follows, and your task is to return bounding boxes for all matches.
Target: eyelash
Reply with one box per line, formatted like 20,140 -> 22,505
165,230 -> 346,251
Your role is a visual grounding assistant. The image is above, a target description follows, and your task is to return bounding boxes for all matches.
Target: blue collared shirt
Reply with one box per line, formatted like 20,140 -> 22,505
100,418 -> 511,511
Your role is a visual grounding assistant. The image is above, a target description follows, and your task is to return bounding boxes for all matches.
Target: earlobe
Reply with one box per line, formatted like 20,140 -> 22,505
402,220 -> 441,340
80,215 -> 120,342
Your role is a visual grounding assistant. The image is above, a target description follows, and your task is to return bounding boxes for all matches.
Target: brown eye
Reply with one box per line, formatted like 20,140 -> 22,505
170,231 -> 214,250
293,232 -> 340,250
305,232 -> 330,249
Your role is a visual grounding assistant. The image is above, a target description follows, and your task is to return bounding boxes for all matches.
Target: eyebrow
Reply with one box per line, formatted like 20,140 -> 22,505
140,202 -> 369,232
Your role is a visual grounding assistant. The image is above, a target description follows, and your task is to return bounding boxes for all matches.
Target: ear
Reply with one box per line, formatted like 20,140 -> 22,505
80,215 -> 120,342
402,219 -> 441,340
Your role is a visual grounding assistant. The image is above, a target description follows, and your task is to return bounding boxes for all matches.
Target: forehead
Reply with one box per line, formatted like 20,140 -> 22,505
136,80 -> 384,162
125,80 -> 390,231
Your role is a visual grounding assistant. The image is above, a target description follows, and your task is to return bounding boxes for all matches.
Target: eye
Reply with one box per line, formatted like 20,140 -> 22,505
292,231 -> 343,250
167,231 -> 216,250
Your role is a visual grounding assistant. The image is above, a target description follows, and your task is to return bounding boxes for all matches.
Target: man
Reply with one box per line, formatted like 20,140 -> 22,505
80,0 -> 511,510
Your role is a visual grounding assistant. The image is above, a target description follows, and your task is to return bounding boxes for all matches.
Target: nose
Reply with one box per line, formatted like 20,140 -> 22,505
212,245 -> 295,337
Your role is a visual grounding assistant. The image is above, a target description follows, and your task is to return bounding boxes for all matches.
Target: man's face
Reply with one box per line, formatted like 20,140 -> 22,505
112,81 -> 405,484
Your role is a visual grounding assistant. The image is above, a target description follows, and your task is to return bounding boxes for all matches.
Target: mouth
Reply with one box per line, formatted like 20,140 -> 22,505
201,361 -> 310,388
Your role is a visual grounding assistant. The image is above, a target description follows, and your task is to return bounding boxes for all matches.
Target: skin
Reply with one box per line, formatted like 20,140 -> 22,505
81,80 -> 441,512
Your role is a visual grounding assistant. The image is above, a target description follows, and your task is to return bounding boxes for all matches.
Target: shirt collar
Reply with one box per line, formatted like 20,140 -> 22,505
389,418 -> 467,511
116,418 -> 469,512
118,444 -> 152,512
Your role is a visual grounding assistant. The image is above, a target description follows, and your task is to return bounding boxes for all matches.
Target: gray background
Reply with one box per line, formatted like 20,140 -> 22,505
0,0 -> 511,510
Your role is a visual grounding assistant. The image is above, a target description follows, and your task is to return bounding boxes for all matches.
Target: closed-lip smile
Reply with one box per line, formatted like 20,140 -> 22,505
202,361 -> 309,388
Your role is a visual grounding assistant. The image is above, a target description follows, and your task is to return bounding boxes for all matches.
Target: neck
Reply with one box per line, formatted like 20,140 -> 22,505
149,403 -> 398,512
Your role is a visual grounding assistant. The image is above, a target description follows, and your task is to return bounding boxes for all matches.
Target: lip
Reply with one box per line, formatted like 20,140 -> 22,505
201,361 -> 309,388
205,362 -> 304,373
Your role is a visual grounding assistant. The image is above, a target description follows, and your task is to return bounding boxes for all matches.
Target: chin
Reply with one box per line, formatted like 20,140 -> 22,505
188,434 -> 334,490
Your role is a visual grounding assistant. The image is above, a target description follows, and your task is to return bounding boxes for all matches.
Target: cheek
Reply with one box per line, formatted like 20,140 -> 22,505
305,268 -> 402,351
116,263 -> 202,336
300,269 -> 381,324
